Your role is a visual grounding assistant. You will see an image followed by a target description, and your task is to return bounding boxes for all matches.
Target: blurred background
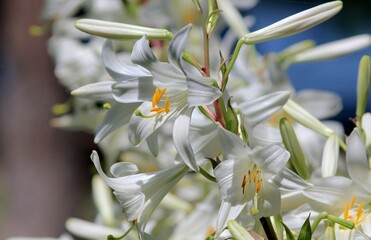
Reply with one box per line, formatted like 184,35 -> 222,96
0,0 -> 370,239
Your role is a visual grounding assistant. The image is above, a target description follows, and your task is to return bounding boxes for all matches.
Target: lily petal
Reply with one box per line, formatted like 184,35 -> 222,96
95,102 -> 141,143
346,129 -> 371,192
239,91 -> 290,128
103,40 -> 151,79
168,24 -> 192,70
112,77 -> 155,103
251,144 -> 290,174
71,81 -> 115,101
218,126 -> 250,159
173,107 -> 199,172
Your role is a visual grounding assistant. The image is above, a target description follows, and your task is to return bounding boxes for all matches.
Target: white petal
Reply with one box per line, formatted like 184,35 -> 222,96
95,102 -> 140,143
173,108 -> 198,171
131,35 -> 158,68
346,129 -> 371,192
362,113 -> 371,148
218,126 -> 250,159
128,102 -> 184,145
112,77 -> 156,103
186,75 -> 222,107
113,191 -> 145,221
110,162 -> 139,177
66,218 -> 124,239
71,81 -> 115,101
239,91 -> 290,128
249,123 -> 282,148
251,144 -> 290,174
271,167 -> 312,191
168,24 -> 192,70
103,40 -> 151,79
321,135 -> 339,177
295,89 -> 342,119
216,201 -> 246,235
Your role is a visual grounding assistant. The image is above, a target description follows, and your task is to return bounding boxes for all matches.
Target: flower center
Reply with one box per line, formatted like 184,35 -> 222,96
343,195 -> 364,226
241,168 -> 263,216
151,87 -> 170,114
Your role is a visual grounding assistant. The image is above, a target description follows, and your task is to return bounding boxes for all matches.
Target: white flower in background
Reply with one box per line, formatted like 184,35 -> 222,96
335,128 -> 371,239
48,37 -> 106,91
214,126 -> 290,233
7,234 -> 74,240
91,151 -> 189,238
74,25 -> 221,171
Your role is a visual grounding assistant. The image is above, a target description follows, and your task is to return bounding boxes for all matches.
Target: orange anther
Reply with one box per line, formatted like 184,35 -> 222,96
241,175 -> 247,194
256,179 -> 263,193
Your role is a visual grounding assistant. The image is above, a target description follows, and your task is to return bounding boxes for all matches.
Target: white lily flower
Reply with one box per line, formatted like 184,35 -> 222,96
91,151 -> 189,237
74,25 -> 221,171
214,127 -> 290,233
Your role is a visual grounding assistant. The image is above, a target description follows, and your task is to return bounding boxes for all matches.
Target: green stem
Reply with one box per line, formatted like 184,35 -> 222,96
338,136 -> 347,152
311,212 -> 328,234
260,217 -> 278,240
107,220 -> 137,240
221,38 -> 244,91
199,166 -> 217,183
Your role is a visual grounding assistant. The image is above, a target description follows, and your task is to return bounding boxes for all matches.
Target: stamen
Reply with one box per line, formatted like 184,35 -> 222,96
256,179 -> 263,193
241,175 -> 247,194
150,88 -> 170,114
343,201 -> 351,220
165,97 -> 170,113
253,170 -> 260,182
355,201 -> 364,225
152,88 -> 160,107
248,170 -> 251,183
350,195 -> 356,209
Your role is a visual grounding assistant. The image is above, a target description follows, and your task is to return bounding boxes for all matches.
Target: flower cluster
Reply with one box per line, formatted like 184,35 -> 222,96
14,0 -> 371,239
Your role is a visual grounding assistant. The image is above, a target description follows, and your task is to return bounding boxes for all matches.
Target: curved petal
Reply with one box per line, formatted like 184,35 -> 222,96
218,126 -> 250,159
110,162 -> 139,177
71,81 -> 115,101
271,167 -> 312,191
131,35 -> 158,68
254,182 -> 281,217
112,76 -> 155,103
103,40 -> 151,79
295,89 -> 342,119
95,102 -> 141,143
239,91 -> 291,128
114,191 -> 145,221
128,102 -> 184,145
168,24 -> 192,70
249,123 -> 282,148
146,131 -> 158,157
321,135 -> 339,177
250,144 -> 290,174
186,75 -> 222,107
216,201 -> 246,235
346,129 -> 371,192
361,113 -> 371,148
66,218 -> 124,239
173,107 -> 198,172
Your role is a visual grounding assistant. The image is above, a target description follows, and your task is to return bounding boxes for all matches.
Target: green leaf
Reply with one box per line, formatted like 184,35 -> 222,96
282,222 -> 295,240
225,98 -> 239,134
297,215 -> 312,240
279,118 -> 311,180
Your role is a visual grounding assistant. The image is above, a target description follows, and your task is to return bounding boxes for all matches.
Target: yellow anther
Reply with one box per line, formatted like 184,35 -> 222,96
150,88 -> 170,114
241,175 -> 247,194
350,195 -> 356,209
253,170 -> 260,182
165,97 -> 170,113
256,179 -> 263,193
152,88 -> 160,107
355,201 -> 364,225
343,201 -> 351,220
